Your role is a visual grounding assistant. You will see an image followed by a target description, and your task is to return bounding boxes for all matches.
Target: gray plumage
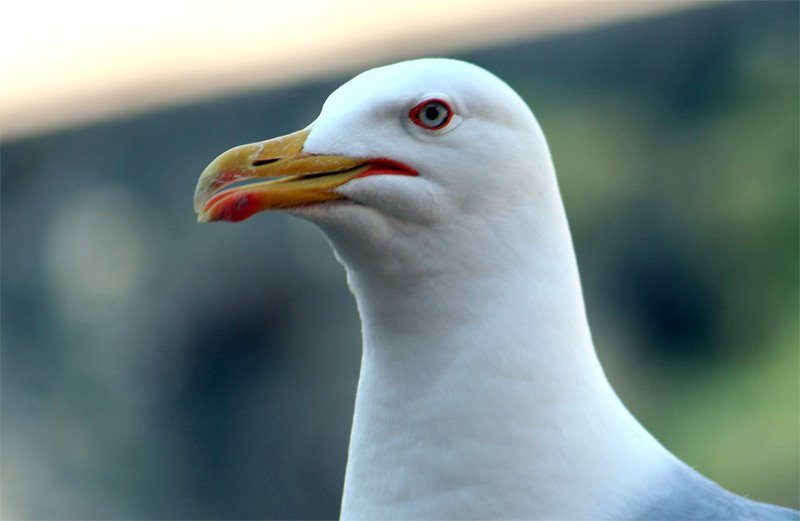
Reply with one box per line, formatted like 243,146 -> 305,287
633,462 -> 799,520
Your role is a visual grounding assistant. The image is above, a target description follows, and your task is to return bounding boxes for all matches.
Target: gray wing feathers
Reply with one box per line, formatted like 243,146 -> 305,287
632,463 -> 799,521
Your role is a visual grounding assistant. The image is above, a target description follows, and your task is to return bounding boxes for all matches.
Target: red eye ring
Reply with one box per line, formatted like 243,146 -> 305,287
409,98 -> 454,130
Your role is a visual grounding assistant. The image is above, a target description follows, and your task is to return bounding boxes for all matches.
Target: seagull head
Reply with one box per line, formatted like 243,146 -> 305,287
194,59 -> 554,231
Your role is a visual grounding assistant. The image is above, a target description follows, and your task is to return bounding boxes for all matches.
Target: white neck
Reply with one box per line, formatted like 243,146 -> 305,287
328,189 -> 673,519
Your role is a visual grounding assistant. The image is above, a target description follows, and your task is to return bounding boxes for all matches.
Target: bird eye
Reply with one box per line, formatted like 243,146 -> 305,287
409,99 -> 453,130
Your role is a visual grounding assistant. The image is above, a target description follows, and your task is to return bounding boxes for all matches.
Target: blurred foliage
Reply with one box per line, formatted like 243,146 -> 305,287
483,3 -> 800,507
1,1 -> 797,518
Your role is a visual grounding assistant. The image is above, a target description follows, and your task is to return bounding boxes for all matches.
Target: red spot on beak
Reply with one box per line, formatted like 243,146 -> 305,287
212,192 -> 263,222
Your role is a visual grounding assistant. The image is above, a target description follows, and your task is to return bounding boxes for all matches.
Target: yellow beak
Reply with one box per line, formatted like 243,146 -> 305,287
194,129 -> 380,223
194,128 -> 419,223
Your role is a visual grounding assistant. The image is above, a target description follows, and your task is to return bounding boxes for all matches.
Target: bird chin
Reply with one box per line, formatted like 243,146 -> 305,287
286,198 -> 374,225
287,199 -> 396,252
286,198 -> 361,213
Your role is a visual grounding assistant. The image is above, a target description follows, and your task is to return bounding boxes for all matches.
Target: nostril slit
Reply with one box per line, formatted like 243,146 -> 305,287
253,158 -> 280,166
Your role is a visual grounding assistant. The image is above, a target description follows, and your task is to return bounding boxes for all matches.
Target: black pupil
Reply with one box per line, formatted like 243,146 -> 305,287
424,105 -> 442,123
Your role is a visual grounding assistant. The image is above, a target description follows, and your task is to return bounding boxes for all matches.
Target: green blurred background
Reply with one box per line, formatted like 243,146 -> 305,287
2,1 -> 798,518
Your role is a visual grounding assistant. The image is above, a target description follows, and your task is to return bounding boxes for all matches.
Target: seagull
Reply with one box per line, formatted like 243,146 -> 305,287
193,59 -> 798,520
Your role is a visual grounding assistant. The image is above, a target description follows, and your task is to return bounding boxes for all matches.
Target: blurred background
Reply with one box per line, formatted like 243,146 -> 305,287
1,0 -> 798,518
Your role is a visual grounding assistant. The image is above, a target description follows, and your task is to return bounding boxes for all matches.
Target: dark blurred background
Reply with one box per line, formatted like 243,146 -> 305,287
2,1 -> 798,518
